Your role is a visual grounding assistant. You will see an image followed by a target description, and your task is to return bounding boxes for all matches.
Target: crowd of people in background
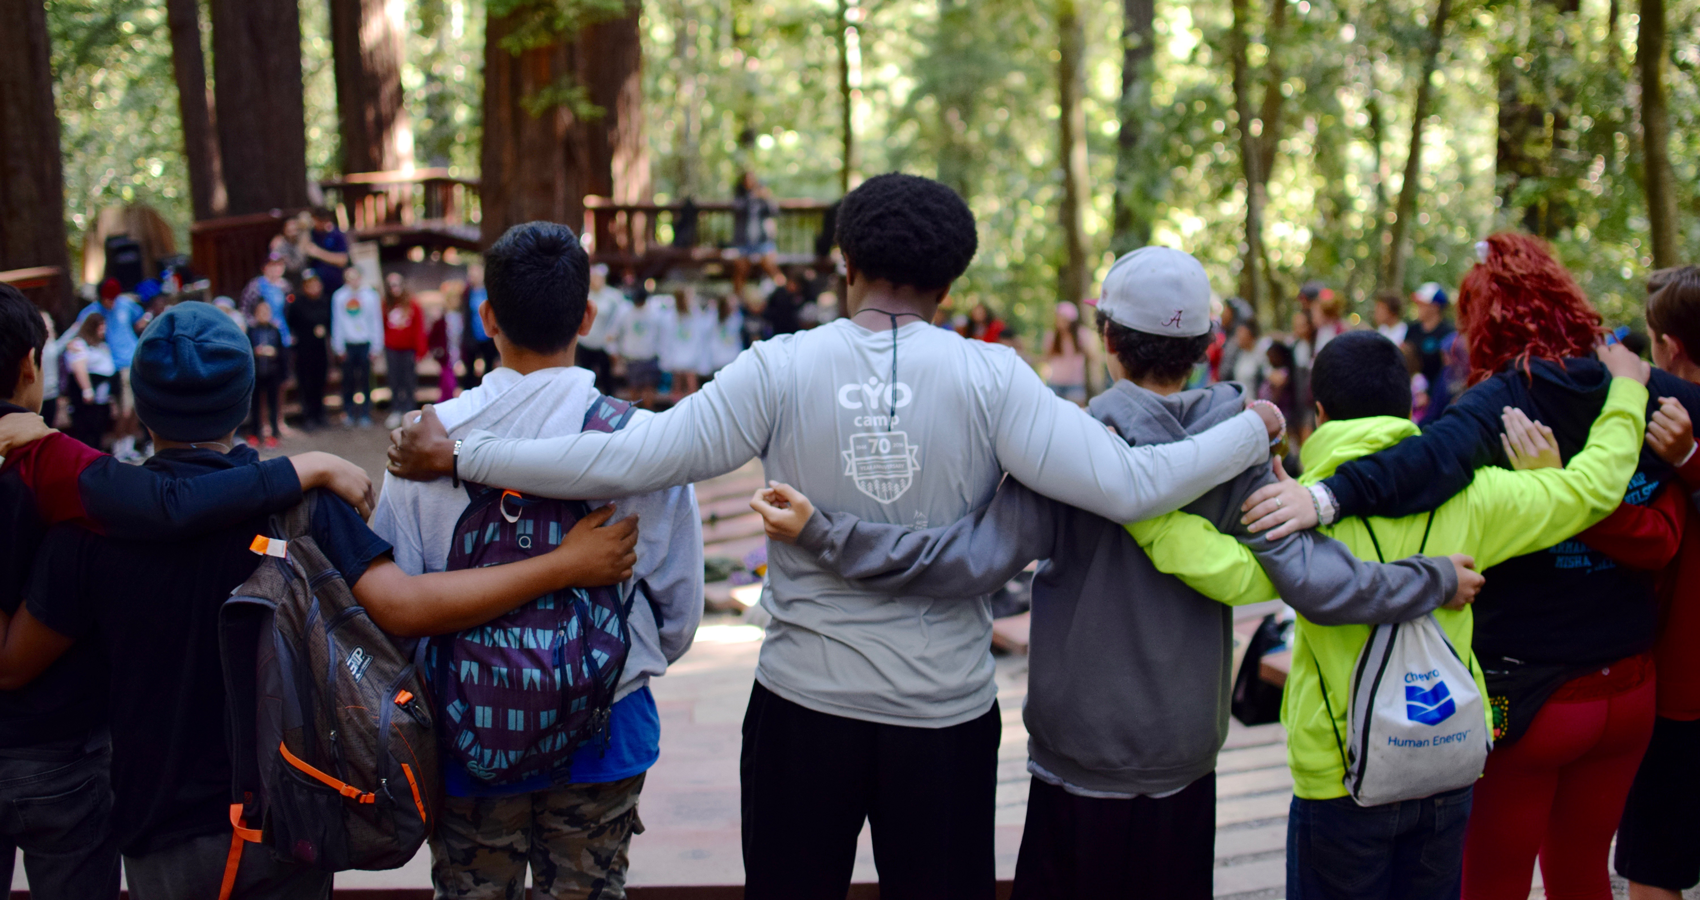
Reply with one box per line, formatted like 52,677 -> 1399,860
38,201 -> 856,457
37,217 -> 1497,486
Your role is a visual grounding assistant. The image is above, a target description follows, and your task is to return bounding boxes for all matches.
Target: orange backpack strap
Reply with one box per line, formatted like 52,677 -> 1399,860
219,803 -> 262,900
279,741 -> 376,804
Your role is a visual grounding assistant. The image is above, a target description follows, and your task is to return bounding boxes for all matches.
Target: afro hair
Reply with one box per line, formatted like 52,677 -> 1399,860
834,173 -> 978,291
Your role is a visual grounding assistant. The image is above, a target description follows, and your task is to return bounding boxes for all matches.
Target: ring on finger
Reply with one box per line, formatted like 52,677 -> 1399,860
1274,497 -> 1283,510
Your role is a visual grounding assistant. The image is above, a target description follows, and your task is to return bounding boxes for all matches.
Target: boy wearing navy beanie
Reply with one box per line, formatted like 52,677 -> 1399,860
0,289 -> 397,900
0,304 -> 640,899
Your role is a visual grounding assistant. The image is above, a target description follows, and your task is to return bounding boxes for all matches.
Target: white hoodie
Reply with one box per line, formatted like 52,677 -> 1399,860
369,366 -> 704,700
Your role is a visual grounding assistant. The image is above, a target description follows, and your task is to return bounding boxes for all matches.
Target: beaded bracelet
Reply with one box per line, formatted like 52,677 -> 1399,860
1307,482 -> 1339,526
1249,399 -> 1287,448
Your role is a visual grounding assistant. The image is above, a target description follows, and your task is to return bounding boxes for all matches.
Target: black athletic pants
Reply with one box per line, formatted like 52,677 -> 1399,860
576,345 -> 613,395
294,340 -> 328,427
1011,772 -> 1217,900
249,374 -> 281,438
739,680 -> 999,900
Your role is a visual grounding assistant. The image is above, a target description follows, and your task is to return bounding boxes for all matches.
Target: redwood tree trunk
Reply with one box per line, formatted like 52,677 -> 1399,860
329,0 -> 413,175
1111,0 -> 1156,255
581,0 -> 648,253
480,10 -> 589,246
1230,0 -> 1267,313
1382,0 -> 1452,292
1639,0 -> 1679,269
1366,57 -> 1390,280
581,0 -> 648,204
1057,0 -> 1090,307
0,0 -> 72,314
934,0 -> 976,200
837,0 -> 855,195
1254,0 -> 1288,188
167,0 -> 227,220
210,0 -> 310,215
1495,0 -> 1579,237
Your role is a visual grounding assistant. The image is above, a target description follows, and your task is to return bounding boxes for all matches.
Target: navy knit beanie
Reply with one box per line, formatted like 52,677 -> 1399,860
131,302 -> 255,442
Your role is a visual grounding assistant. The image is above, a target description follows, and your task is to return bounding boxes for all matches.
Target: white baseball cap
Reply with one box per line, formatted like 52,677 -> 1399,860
1093,246 -> 1213,338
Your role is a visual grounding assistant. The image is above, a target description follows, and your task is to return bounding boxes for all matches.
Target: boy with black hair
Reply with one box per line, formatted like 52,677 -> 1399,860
387,177 -> 1287,897
1150,330 -> 1646,900
370,222 -> 703,899
745,247 -> 1478,899
0,302 -> 641,900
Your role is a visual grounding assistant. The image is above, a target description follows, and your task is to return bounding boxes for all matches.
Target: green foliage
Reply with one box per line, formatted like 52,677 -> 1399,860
408,0 -> 485,171
490,0 -> 629,51
41,0 -> 1697,340
300,0 -> 340,178
47,0 -> 190,268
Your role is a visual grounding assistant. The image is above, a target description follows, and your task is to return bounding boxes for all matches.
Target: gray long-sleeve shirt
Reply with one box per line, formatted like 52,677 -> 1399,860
792,380 -> 1456,795
455,319 -> 1270,726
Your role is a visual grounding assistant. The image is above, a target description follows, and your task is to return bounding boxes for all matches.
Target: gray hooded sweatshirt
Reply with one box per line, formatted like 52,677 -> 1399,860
793,379 -> 1457,796
454,320 -> 1272,727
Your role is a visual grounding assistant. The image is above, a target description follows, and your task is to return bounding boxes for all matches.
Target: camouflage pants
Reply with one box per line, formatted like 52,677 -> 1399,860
430,773 -> 646,900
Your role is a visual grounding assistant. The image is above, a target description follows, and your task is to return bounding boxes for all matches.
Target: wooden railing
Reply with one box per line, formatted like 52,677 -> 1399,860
318,168 -> 481,249
186,180 -> 833,296
0,266 -> 69,321
189,210 -> 306,299
584,197 -> 835,275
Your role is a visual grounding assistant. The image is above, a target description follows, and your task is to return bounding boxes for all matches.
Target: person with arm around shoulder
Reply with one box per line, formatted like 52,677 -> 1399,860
0,302 -> 641,900
386,176 -> 1286,899
746,248 -> 1480,900
1614,266 -> 1700,900
0,289 -> 385,900
370,222 -> 701,900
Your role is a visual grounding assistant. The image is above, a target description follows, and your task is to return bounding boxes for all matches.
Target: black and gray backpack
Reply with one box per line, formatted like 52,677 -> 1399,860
219,490 -> 438,879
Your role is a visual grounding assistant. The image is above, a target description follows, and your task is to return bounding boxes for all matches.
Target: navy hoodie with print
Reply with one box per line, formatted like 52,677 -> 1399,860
1318,358 -> 1699,666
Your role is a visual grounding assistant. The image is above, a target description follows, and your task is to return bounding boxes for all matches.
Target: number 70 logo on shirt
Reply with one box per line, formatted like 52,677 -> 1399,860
843,431 -> 922,504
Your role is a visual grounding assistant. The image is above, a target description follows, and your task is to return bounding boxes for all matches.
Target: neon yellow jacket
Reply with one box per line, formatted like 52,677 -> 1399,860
1126,376 -> 1647,800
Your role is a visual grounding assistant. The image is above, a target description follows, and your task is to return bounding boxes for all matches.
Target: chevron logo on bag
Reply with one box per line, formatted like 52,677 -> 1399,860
1405,681 -> 1457,726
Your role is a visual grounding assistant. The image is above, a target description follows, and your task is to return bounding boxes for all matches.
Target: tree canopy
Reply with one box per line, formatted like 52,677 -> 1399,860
36,0 -> 1700,336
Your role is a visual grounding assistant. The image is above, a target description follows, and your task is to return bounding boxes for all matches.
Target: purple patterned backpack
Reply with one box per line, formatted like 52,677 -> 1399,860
433,395 -> 641,785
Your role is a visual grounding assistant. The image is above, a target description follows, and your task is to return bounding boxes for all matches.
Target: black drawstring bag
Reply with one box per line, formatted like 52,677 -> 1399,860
1232,614 -> 1287,726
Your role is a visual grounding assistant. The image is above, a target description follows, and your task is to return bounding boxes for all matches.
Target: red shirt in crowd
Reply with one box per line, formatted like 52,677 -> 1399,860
383,298 -> 428,359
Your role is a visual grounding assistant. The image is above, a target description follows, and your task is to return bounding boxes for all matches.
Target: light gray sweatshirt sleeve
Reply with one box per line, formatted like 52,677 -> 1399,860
794,479 -> 1061,598
455,344 -> 781,499
992,362 -> 1271,524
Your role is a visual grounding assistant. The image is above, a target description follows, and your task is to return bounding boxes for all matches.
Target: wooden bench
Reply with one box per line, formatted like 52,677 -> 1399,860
1260,649 -> 1293,688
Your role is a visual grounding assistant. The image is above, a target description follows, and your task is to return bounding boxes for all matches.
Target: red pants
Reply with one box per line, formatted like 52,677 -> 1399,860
1461,665 -> 1656,900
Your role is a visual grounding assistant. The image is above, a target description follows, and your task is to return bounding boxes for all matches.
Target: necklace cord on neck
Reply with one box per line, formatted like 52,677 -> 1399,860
857,307 -> 923,420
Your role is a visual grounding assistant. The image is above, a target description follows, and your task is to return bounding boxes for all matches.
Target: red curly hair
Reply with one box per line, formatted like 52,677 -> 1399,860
1455,232 -> 1603,386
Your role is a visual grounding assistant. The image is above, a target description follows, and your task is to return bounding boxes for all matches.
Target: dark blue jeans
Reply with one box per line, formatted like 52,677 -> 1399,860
1287,786 -> 1472,900
0,741 -> 121,900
